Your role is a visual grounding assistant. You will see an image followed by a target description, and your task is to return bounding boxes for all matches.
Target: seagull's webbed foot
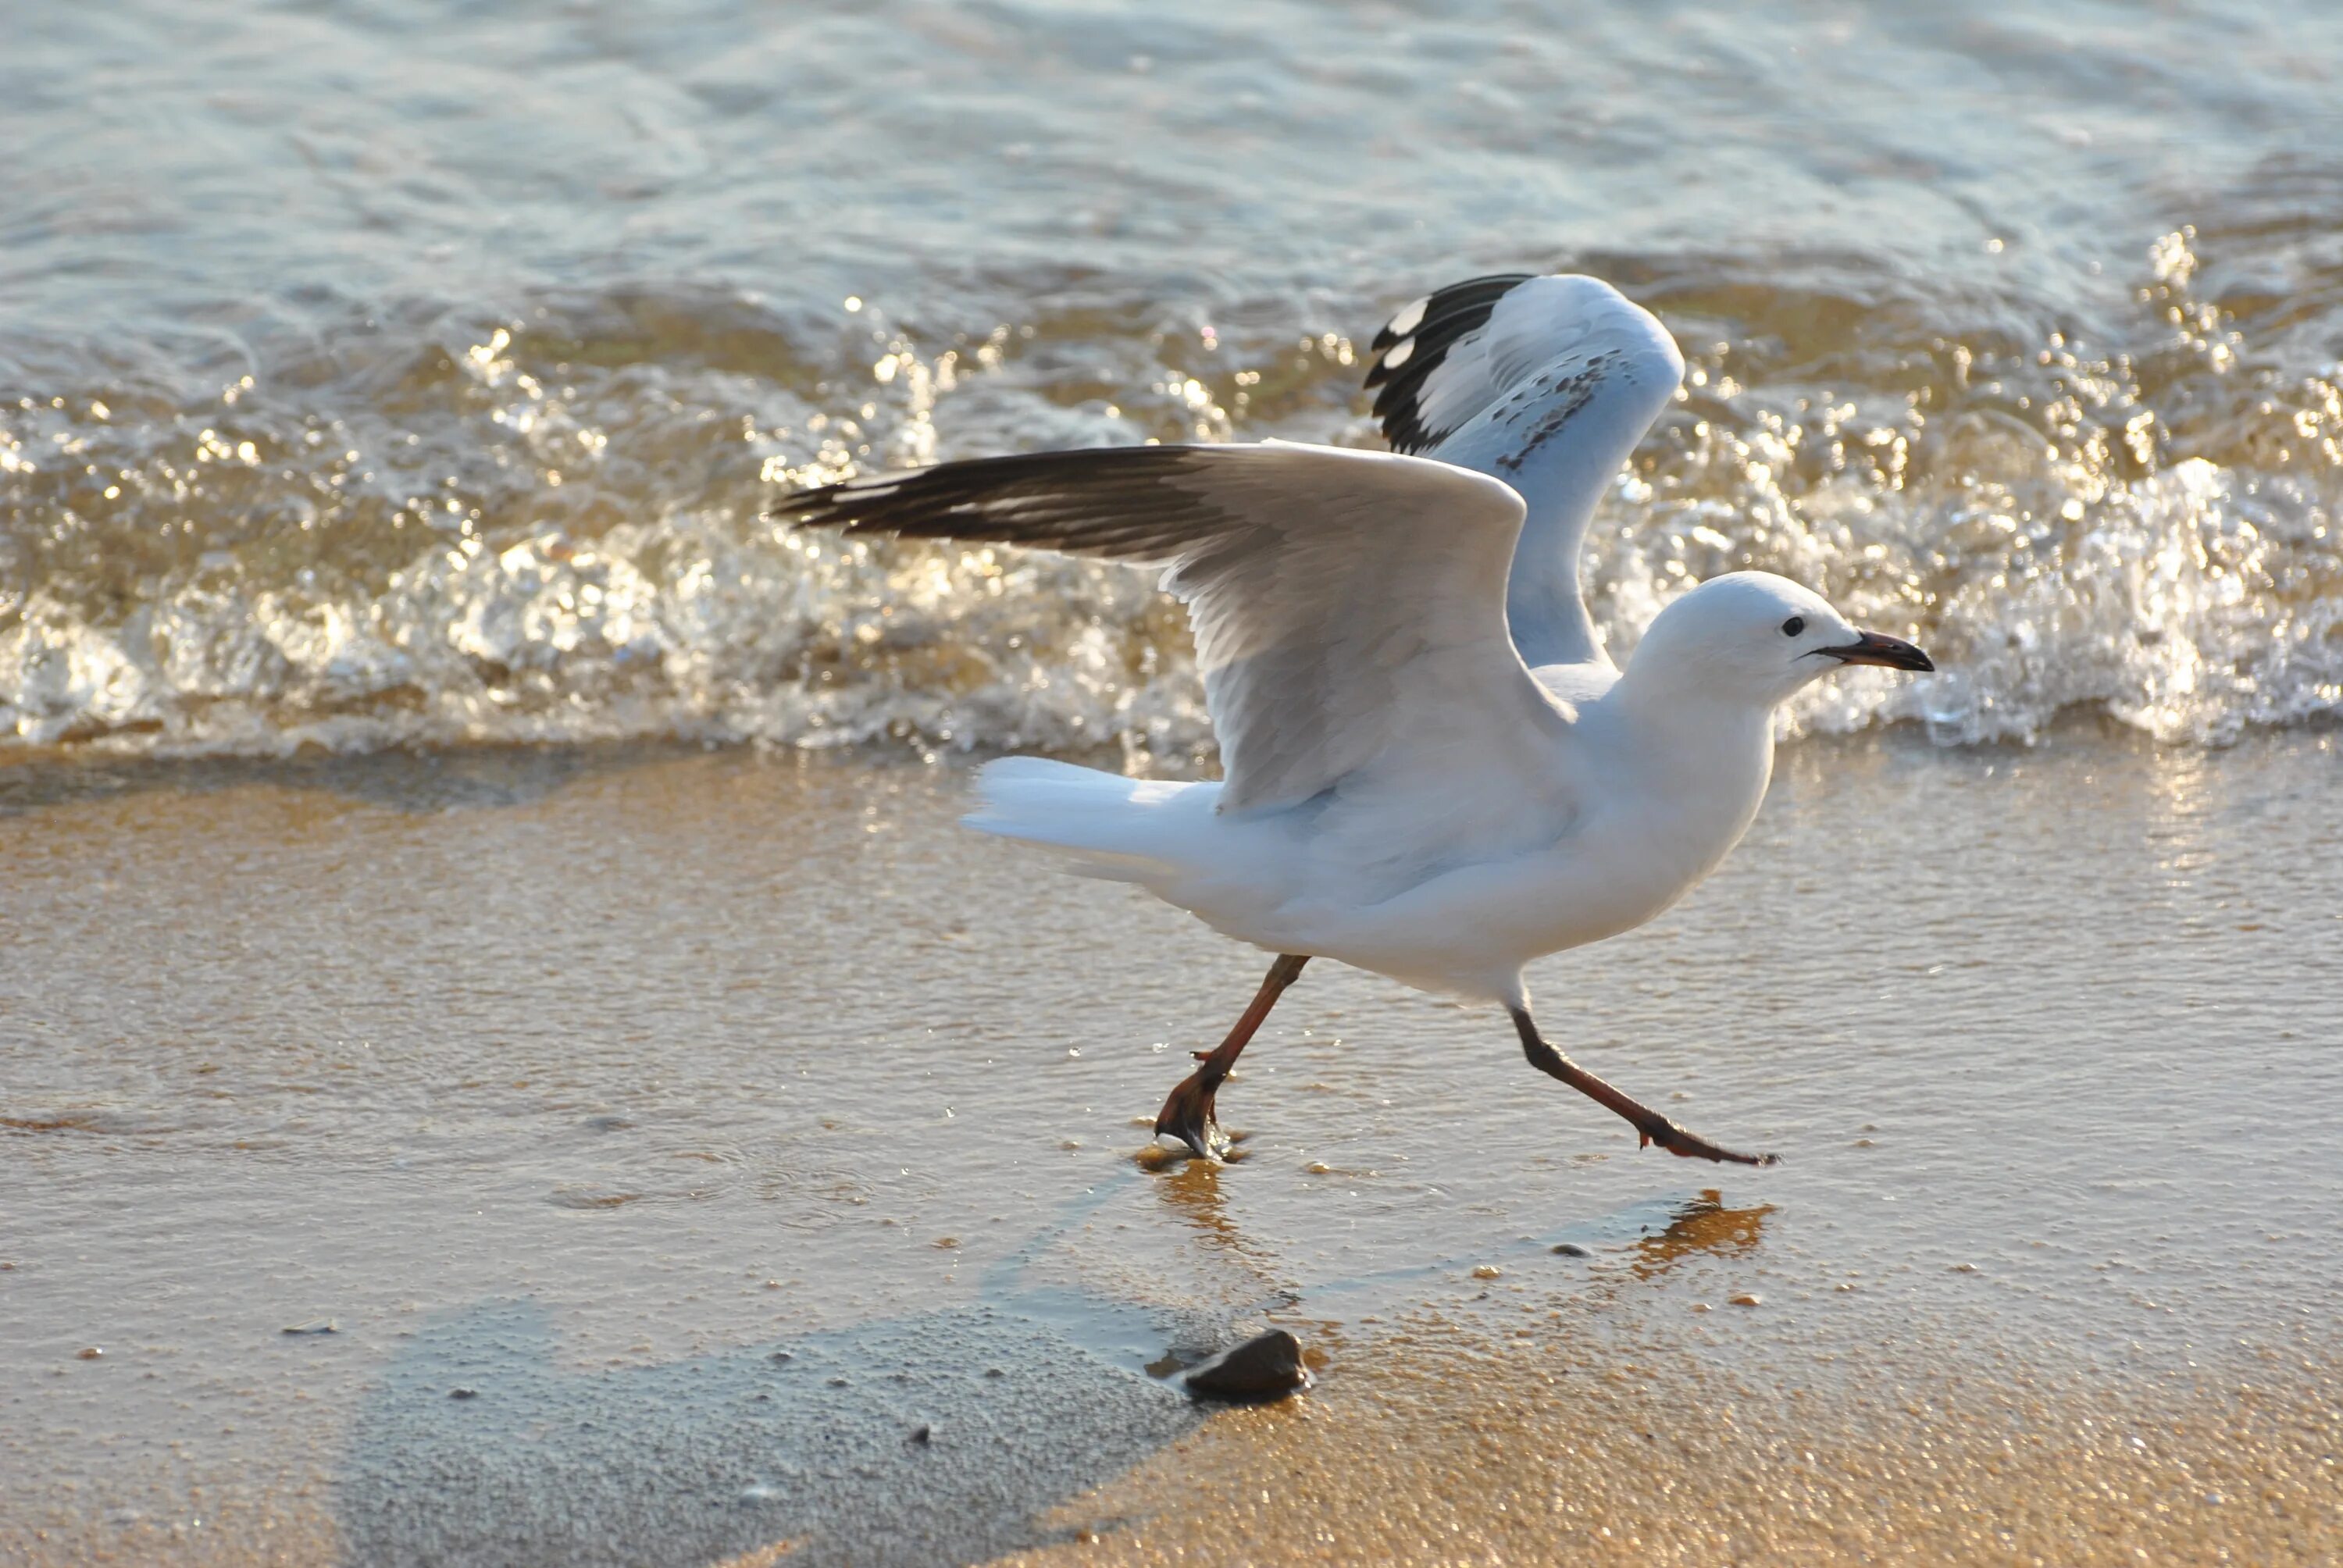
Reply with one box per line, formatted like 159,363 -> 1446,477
1510,1007 -> 1779,1168
1154,1057 -> 1232,1162
1629,1113 -> 1778,1168
1148,953 -> 1310,1164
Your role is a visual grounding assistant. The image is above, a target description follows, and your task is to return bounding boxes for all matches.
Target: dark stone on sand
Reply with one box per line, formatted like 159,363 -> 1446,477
1182,1329 -> 1311,1402
1552,1242 -> 1592,1257
448,1386 -> 478,1399
768,1350 -> 793,1363
908,1423 -> 933,1445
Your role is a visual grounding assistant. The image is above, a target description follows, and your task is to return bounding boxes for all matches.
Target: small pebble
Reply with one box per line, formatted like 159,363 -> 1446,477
1729,1292 -> 1762,1307
769,1350 -> 794,1363
1690,1303 -> 1712,1313
1183,1329 -> 1311,1402
827,1376 -> 850,1387
76,1347 -> 102,1361
933,1236 -> 959,1249
1471,1264 -> 1503,1280
762,1280 -> 783,1290
1304,1161 -> 1333,1174
448,1386 -> 477,1399
280,1320 -> 337,1335
908,1423 -> 933,1445
1950,1263 -> 1980,1274
1551,1242 -> 1592,1257
982,1367 -> 1005,1379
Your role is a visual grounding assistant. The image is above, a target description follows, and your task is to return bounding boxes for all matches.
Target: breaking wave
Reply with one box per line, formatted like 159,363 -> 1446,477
6,223 -> 2338,762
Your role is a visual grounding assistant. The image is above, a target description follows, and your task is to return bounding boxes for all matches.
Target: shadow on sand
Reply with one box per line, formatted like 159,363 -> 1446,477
335,1295 -> 1200,1568
333,1153 -> 1772,1565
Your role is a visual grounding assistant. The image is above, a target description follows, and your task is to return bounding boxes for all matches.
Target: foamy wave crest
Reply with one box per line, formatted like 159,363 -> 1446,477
5,238 -> 2340,760
0,510 -> 1208,760
1607,455 -> 2343,748
5,451 -> 2333,760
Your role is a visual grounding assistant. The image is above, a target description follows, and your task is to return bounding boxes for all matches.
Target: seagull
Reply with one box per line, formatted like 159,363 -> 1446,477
772,273 -> 1932,1167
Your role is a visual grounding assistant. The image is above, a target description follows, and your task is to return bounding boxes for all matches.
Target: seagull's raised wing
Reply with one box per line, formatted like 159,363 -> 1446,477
1367,273 -> 1684,670
771,442 -> 1569,816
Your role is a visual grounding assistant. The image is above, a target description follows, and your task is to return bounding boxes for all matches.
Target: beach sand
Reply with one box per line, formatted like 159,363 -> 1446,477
4,732 -> 2339,1565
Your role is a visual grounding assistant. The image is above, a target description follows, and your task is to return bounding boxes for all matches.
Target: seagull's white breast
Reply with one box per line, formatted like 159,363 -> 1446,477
1251,686 -> 1776,1000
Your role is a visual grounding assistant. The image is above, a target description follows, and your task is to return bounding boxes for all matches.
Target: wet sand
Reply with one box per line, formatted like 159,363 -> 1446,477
3,732 -> 2340,1565
997,1318 -> 2340,1565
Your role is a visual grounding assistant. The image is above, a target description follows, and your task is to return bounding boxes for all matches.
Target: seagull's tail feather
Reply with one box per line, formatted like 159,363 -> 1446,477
964,756 -> 1219,884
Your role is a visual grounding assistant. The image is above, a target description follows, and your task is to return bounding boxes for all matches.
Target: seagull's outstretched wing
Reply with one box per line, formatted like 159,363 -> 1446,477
772,442 -> 1569,815
1367,273 -> 1684,669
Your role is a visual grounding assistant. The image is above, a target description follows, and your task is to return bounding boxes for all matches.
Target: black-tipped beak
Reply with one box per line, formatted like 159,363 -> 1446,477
1822,630 -> 1935,672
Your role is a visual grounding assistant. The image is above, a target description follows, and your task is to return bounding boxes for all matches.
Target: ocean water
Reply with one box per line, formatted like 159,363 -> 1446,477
6,0 -> 2343,761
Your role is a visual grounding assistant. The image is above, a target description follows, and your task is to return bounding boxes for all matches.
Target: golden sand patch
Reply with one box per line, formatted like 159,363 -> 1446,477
990,1327 -> 2340,1566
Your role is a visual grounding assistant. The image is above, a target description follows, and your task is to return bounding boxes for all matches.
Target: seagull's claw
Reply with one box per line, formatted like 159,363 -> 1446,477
1154,1063 -> 1232,1163
1639,1117 -> 1778,1167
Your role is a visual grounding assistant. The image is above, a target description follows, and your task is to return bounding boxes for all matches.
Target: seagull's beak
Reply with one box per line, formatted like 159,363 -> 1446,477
1821,630 -> 1935,672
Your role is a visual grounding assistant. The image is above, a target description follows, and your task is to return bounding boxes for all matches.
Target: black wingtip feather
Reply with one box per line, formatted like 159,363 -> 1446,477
1364,273 -> 1535,453
763,445 -> 1236,561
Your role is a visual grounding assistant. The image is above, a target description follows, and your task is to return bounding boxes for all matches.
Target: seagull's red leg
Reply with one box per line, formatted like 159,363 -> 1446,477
1510,1007 -> 1778,1167
1154,953 -> 1311,1160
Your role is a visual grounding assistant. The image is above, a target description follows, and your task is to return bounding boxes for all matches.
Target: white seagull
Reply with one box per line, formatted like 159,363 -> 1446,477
773,273 -> 1932,1167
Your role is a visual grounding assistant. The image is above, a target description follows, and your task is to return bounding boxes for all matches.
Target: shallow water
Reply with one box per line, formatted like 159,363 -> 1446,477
3,732 -> 2338,1562
6,0 -> 2343,757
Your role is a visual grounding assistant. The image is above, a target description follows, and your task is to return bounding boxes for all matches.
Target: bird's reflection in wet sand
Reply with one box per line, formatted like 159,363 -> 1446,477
1627,1190 -> 1774,1281
1150,1151 -> 1244,1251
1147,1142 -> 1296,1288
1143,1149 -> 1349,1388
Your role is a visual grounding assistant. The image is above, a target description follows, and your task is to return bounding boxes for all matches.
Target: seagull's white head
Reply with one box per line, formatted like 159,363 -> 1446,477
1622,570 -> 1934,709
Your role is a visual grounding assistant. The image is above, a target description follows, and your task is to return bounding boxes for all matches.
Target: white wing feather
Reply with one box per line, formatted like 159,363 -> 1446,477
772,442 -> 1571,817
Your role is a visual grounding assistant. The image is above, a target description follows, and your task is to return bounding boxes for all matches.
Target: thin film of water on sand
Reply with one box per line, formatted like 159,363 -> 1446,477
3,730 -> 2338,1563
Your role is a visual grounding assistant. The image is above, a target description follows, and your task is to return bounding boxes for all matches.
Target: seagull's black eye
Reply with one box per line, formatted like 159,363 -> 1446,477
1781,615 -> 1806,637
